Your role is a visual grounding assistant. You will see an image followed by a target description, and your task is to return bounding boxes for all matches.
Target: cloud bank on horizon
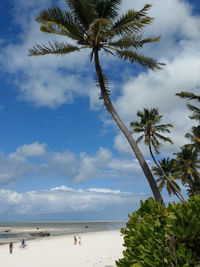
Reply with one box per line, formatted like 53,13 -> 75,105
0,0 -> 199,220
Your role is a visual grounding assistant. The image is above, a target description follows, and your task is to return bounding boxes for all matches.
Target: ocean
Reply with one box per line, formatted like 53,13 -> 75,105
0,221 -> 126,245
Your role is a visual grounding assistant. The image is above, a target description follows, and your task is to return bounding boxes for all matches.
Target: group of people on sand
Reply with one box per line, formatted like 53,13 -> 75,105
9,239 -> 27,254
74,235 -> 81,245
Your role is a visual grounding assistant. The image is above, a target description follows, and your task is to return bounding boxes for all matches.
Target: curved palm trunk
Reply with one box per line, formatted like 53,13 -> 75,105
93,47 -> 163,203
185,173 -> 197,195
148,143 -> 185,202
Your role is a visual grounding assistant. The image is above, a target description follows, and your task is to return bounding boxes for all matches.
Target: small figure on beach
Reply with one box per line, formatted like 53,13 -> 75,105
78,236 -> 81,245
9,242 -> 13,254
21,239 -> 27,248
74,235 -> 77,245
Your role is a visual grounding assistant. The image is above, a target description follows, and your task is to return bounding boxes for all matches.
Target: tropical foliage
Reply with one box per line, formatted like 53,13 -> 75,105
116,196 -> 200,267
129,108 -> 186,201
176,92 -> 200,151
30,0 -> 163,202
174,146 -> 200,195
130,108 -> 173,155
152,158 -> 181,196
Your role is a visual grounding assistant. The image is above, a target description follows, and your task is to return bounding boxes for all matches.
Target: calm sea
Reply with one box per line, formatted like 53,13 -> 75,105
0,221 -> 126,245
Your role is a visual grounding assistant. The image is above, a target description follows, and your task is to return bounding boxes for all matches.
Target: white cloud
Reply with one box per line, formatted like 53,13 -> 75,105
88,188 -> 121,194
0,187 -> 149,220
0,142 -> 143,186
11,142 -> 47,158
73,147 -> 112,183
50,185 -> 73,192
0,0 -> 199,160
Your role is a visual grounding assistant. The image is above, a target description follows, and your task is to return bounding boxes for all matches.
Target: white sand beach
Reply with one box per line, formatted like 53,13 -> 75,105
1,230 -> 124,267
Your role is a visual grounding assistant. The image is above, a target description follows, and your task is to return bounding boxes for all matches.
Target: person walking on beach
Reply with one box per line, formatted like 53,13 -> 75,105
74,236 -> 77,245
78,236 -> 81,245
9,242 -> 13,254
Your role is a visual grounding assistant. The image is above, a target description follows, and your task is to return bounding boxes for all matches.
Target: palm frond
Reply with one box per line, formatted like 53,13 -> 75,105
103,47 -> 115,56
108,35 -> 161,49
112,5 -> 153,36
176,92 -> 200,102
94,0 -> 121,19
96,72 -> 110,100
154,133 -> 174,144
151,137 -> 160,154
29,41 -> 81,56
187,104 -> 200,120
130,121 -> 141,128
88,18 -> 113,44
136,134 -> 144,144
65,0 -> 97,29
116,49 -> 163,70
36,7 -> 85,41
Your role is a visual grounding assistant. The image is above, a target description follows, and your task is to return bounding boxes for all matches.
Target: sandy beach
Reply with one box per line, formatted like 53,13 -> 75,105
1,230 -> 124,267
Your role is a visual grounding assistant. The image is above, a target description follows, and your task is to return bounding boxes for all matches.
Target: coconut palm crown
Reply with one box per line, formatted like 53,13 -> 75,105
29,0 -> 164,202
152,158 -> 181,196
174,146 -> 200,195
130,108 -> 173,155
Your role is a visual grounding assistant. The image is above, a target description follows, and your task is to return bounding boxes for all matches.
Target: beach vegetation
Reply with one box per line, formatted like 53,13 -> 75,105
116,196 -> 200,267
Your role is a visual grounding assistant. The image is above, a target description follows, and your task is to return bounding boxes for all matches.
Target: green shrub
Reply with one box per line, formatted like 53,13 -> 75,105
116,195 -> 200,267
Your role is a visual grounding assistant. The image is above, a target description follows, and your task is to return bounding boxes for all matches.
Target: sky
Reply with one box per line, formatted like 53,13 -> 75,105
0,0 -> 199,221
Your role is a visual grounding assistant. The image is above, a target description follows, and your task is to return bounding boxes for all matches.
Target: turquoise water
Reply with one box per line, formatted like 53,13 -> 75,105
0,221 -> 126,244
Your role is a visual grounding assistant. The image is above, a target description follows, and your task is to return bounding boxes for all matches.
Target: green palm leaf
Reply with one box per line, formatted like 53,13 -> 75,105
65,0 -> 97,29
94,0 -> 121,19
109,35 -> 160,49
36,7 -> 85,41
116,49 -> 162,70
29,41 -> 81,56
112,5 -> 153,36
88,18 -> 113,44
154,133 -> 174,144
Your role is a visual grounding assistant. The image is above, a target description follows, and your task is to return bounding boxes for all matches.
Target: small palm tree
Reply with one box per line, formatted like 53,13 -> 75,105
130,108 -> 173,160
176,92 -> 200,151
152,158 -> 182,198
176,92 -> 200,121
130,108 -> 184,201
29,0 -> 164,202
174,146 -> 200,195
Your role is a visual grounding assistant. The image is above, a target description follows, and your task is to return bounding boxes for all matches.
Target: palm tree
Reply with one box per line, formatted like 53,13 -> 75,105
185,126 -> 200,151
29,1 -> 164,202
176,92 -> 200,121
152,158 -> 182,198
130,108 -> 185,201
176,92 -> 200,151
174,146 -> 200,195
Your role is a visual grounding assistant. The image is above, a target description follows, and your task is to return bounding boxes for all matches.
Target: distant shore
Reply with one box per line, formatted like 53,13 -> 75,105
1,230 -> 124,267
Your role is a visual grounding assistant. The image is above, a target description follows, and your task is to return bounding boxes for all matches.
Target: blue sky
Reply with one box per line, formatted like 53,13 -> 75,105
0,0 -> 199,221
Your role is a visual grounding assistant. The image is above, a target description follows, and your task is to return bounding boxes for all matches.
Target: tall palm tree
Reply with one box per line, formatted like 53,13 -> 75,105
29,0 -> 163,202
130,108 -> 185,201
174,146 -> 200,195
152,158 -> 182,199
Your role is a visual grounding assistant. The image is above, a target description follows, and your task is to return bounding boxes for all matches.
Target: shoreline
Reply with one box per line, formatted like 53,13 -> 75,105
0,221 -> 125,245
1,229 -> 124,267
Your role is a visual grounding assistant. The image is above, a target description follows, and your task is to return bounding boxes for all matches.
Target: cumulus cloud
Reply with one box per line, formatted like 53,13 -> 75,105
10,142 -> 47,158
73,147 -> 112,183
0,0 -> 199,161
0,142 -> 143,187
0,187 -> 149,220
110,0 -> 200,155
